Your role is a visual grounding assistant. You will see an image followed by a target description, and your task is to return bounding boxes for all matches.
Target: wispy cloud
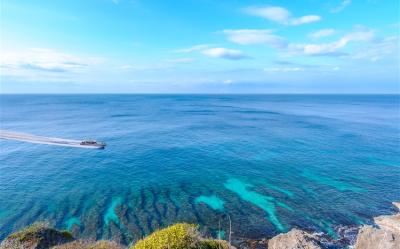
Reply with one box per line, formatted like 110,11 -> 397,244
222,79 -> 233,84
0,48 -> 103,81
0,48 -> 99,73
201,48 -> 248,60
331,0 -> 351,13
174,44 -> 211,53
309,29 -> 336,39
165,58 -> 194,63
264,67 -> 304,72
351,36 -> 399,61
273,60 -> 315,69
245,6 -> 321,26
222,29 -> 287,48
175,45 -> 248,60
289,30 -> 375,56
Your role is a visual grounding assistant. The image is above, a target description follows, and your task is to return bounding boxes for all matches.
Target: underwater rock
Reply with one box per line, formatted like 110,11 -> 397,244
0,222 -> 73,249
267,229 -> 323,249
2,202 -> 399,249
354,202 -> 400,249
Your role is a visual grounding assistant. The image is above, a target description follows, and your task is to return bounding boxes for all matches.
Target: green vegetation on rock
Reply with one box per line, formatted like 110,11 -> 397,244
131,223 -> 229,249
1,222 -> 229,249
8,222 -> 49,242
1,222 -> 74,249
52,240 -> 126,249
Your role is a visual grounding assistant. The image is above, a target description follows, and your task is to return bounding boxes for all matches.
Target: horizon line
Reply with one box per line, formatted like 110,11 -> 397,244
1,93 -> 399,95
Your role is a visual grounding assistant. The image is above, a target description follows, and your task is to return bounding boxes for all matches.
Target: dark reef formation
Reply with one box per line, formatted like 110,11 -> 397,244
1,202 -> 399,249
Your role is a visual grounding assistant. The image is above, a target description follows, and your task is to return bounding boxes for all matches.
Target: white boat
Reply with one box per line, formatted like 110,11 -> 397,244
80,140 -> 106,149
0,130 -> 106,149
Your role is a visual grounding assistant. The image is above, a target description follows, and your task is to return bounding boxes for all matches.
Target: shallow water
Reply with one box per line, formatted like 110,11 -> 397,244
0,94 -> 399,244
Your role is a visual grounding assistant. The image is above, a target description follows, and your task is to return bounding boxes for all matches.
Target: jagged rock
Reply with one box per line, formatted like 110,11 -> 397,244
0,223 -> 74,249
267,229 -> 323,249
354,226 -> 399,249
374,202 -> 400,234
231,237 -> 268,249
354,202 -> 400,249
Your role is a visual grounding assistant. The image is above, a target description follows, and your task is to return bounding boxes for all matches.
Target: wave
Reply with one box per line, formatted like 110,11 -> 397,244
0,130 -> 99,149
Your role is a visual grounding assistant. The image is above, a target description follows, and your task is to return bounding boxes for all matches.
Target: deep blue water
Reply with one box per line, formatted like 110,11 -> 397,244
0,94 -> 399,244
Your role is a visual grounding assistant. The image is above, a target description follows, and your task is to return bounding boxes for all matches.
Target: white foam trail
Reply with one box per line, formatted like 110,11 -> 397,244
0,130 -> 103,149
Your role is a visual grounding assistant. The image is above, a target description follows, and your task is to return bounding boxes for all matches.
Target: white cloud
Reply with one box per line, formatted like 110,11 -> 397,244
174,44 -> 211,53
351,36 -> 399,61
176,45 -> 248,60
223,79 -> 233,84
0,48 -> 104,83
222,29 -> 287,48
0,48 -> 101,73
309,29 -> 336,39
290,15 -> 321,26
289,30 -> 375,56
201,48 -> 248,60
247,6 -> 290,23
245,6 -> 321,26
120,64 -> 172,72
264,67 -> 303,72
331,0 -> 351,13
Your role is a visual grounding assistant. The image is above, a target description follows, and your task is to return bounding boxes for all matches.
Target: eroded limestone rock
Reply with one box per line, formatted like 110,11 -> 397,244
267,229 -> 322,249
354,202 -> 400,249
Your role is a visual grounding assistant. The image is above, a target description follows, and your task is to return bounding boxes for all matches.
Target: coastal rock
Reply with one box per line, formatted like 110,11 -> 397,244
374,202 -> 400,233
0,223 -> 74,249
51,240 -> 126,249
354,202 -> 400,249
232,237 -> 268,249
267,229 -> 323,249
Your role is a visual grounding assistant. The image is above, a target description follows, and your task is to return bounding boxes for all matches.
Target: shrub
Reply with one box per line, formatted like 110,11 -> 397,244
8,222 -> 49,242
2,222 -> 74,249
198,239 -> 229,249
52,240 -> 126,249
131,223 -> 229,249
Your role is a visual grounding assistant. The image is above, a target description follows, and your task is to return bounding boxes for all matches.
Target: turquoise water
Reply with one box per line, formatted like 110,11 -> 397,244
0,94 -> 399,245
194,195 -> 225,211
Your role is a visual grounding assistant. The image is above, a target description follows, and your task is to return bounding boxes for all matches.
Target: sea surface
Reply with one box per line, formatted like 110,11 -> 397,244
0,94 -> 399,245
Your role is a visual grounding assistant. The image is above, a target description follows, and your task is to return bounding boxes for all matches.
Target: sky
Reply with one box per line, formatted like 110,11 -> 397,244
0,0 -> 399,93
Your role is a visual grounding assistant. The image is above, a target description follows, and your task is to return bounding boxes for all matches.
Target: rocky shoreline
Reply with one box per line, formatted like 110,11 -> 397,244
1,202 -> 399,249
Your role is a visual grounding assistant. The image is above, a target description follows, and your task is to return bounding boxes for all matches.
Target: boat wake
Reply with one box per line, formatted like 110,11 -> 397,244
0,130 -> 104,149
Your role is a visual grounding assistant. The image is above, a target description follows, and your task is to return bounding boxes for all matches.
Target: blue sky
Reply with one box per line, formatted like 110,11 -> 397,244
1,0 -> 399,93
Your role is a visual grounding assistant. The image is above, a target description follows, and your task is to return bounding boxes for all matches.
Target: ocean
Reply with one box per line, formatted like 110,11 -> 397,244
0,94 -> 399,245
